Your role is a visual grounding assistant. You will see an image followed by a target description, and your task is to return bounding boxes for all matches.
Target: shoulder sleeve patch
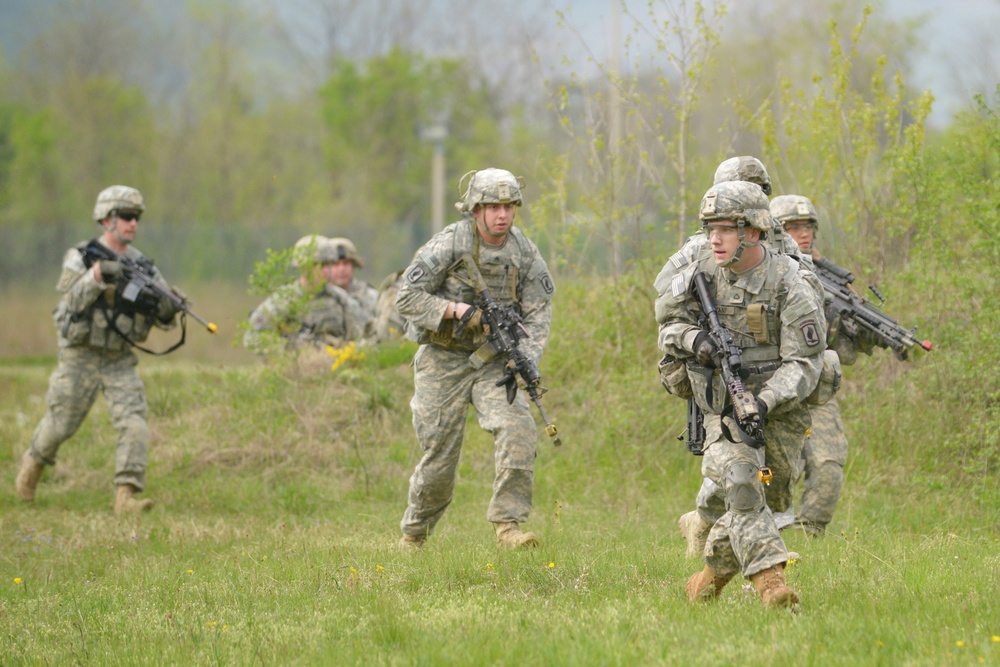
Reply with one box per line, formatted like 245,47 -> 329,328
539,273 -> 555,295
799,318 -> 822,347
668,251 -> 689,270
670,273 -> 687,298
405,265 -> 425,283
417,248 -> 443,274
781,295 -> 813,323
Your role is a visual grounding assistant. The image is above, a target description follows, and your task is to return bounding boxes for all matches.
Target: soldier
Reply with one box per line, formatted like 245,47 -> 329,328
396,168 -> 555,550
15,185 -> 180,514
325,236 -> 379,327
770,194 -> 871,536
655,181 -> 826,608
243,235 -> 372,353
667,156 -> 807,556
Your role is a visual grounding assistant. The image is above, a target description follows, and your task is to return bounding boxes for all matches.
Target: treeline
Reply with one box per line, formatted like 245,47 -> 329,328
0,0 -> 996,292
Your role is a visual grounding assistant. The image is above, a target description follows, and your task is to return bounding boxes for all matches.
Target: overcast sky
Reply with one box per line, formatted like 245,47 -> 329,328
557,0 -> 1000,127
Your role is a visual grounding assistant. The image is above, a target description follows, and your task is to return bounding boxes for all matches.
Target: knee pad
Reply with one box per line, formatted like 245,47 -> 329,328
724,462 -> 765,513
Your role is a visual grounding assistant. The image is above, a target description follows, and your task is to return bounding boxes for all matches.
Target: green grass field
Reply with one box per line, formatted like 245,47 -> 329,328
1,279 -> 998,666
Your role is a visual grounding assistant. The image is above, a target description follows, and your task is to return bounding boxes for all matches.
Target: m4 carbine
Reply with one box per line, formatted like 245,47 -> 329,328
692,271 -> 765,449
458,254 -> 561,446
82,240 -> 217,353
812,255 -> 932,360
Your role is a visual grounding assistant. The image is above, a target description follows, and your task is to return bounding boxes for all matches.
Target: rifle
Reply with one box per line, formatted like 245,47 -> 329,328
676,397 -> 706,456
812,255 -> 932,360
458,254 -> 561,446
692,271 -> 765,448
82,240 -> 218,353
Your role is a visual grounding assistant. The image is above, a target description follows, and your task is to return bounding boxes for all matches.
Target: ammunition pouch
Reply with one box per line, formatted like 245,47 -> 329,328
658,354 -> 693,398
805,349 -> 842,406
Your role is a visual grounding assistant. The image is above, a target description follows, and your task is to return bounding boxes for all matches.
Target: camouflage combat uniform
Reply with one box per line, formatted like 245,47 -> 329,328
397,218 -> 554,539
27,237 -> 176,491
790,266 -> 875,535
345,276 -> 379,326
656,244 -> 826,579
243,281 -> 370,351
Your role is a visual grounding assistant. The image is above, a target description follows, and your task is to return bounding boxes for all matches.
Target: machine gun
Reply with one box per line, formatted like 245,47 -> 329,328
692,271 -> 765,449
82,240 -> 217,354
458,255 -> 561,446
813,255 -> 932,360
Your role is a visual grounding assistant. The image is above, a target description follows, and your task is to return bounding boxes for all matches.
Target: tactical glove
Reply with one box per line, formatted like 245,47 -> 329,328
157,295 -> 179,323
454,306 -> 483,337
693,331 -> 719,368
755,398 -> 768,423
98,260 -> 123,284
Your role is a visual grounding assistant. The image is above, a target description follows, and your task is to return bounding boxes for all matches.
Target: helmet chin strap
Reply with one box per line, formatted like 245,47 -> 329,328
719,220 -> 760,268
103,217 -> 132,247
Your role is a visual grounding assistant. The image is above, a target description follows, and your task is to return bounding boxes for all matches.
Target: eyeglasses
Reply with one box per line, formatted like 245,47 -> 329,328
116,211 -> 141,222
703,223 -> 739,238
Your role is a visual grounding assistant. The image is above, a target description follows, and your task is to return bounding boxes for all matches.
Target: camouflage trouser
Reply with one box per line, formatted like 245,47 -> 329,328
696,407 -> 810,579
400,344 -> 537,538
794,398 -> 848,534
29,345 -> 150,490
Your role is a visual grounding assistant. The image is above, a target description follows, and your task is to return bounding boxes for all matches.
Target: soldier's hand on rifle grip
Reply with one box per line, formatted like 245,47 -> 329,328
97,259 -> 123,284
157,295 -> 179,323
693,331 -> 719,368
755,398 -> 768,425
455,305 -> 483,336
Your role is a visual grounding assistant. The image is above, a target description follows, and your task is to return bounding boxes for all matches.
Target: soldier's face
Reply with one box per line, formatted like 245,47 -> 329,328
783,221 -> 815,252
106,212 -> 139,245
322,259 -> 354,289
474,203 -> 516,244
706,221 -> 761,266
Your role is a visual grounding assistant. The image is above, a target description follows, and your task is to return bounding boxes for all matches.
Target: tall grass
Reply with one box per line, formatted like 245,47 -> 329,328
1,274 -> 998,666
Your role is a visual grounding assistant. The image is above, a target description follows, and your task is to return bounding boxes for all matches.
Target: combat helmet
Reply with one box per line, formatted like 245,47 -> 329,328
93,185 -> 145,222
325,237 -> 364,268
713,156 -> 772,196
454,168 -> 525,215
699,180 -> 771,267
290,234 -> 329,269
769,195 -> 818,228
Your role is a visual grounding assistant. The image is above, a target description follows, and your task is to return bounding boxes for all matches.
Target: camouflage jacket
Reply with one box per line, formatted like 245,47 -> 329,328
53,238 -> 175,352
655,248 -> 826,415
396,219 -> 555,364
244,280 -> 368,352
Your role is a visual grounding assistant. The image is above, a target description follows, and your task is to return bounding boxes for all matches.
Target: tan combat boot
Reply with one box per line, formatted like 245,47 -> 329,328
750,564 -> 800,608
399,534 -> 426,550
494,522 -> 539,549
114,484 -> 154,515
685,566 -> 732,602
678,511 -> 712,559
15,451 -> 45,501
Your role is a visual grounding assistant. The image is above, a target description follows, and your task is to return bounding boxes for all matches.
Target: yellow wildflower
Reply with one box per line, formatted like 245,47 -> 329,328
13,578 -> 22,584
956,641 -> 964,647
548,562 -> 555,569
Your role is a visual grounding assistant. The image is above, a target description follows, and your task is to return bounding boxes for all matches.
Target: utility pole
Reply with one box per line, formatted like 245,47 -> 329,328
420,118 -> 449,234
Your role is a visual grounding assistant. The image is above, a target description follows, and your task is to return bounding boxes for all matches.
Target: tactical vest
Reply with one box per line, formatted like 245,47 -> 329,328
302,290 -> 349,339
54,241 -> 158,351
686,253 -> 798,415
416,220 -> 536,352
